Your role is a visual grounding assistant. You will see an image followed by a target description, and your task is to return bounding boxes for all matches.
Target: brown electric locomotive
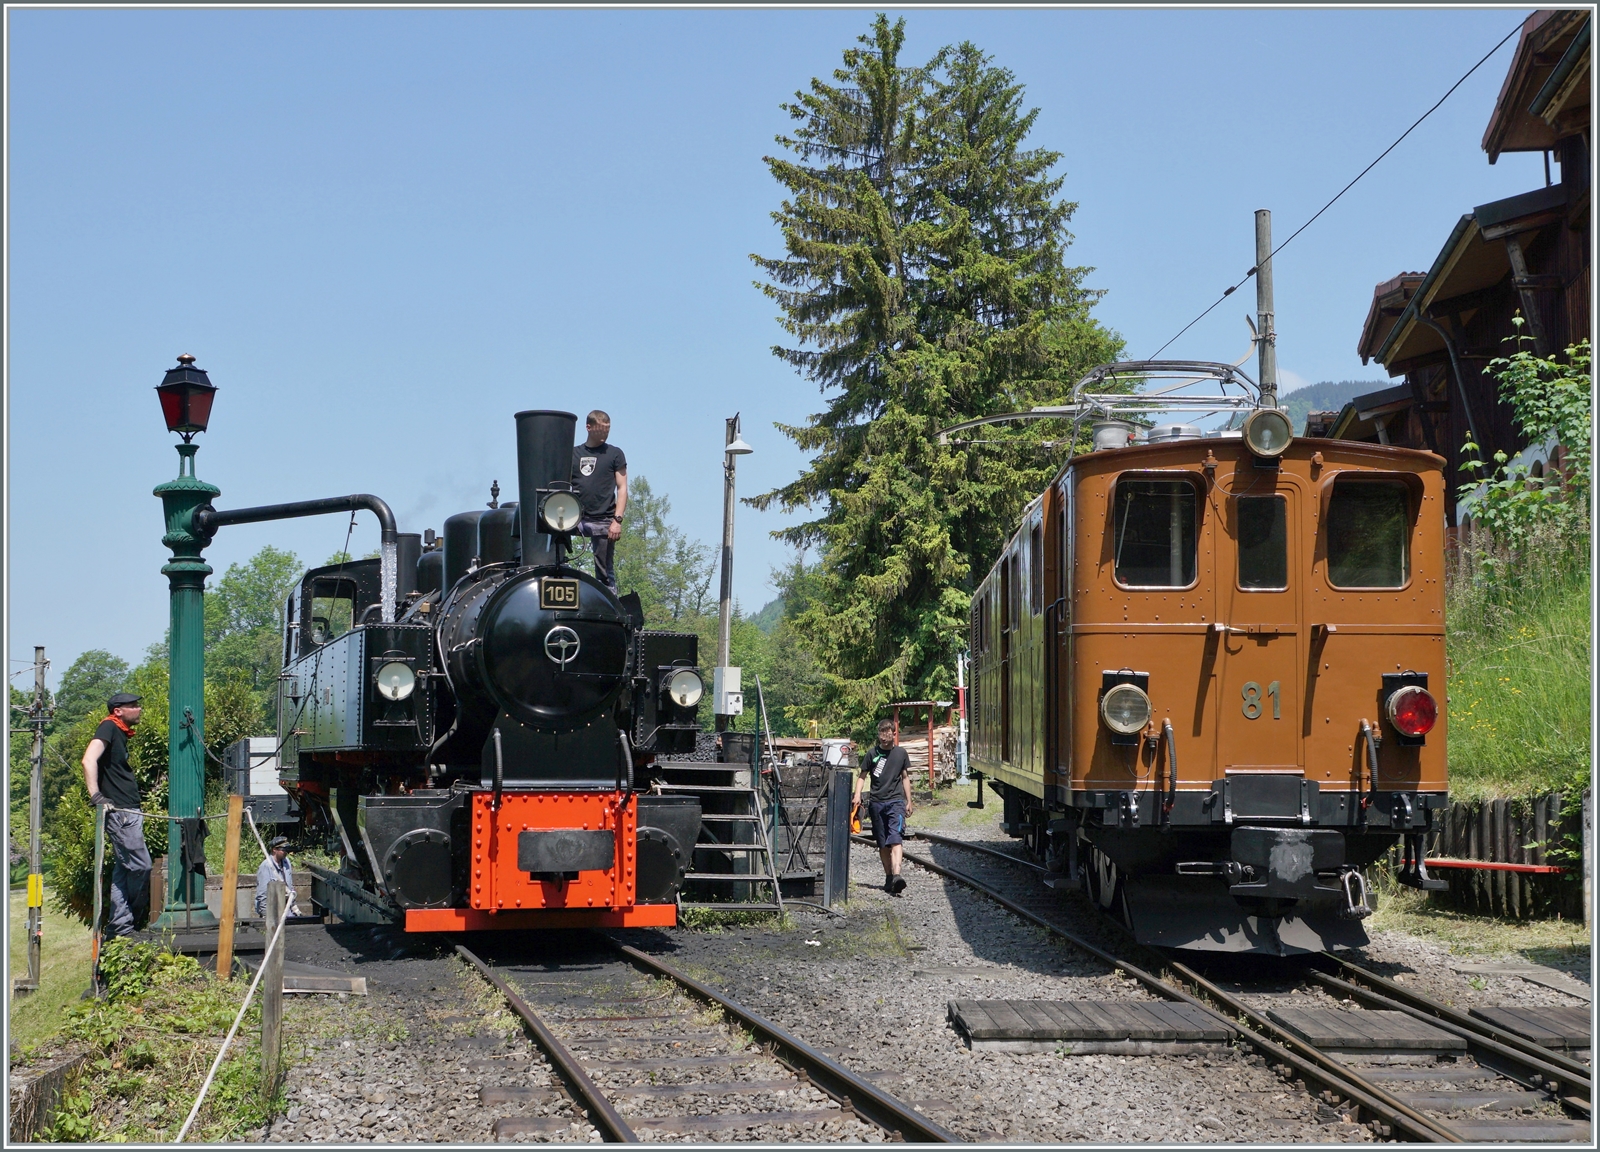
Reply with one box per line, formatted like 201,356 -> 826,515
964,362 -> 1449,955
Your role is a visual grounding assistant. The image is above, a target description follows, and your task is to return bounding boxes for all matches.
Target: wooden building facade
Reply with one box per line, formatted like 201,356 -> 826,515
1334,10 -> 1590,526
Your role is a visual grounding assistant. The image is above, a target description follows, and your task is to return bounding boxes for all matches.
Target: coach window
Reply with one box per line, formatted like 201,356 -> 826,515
1029,523 -> 1043,613
1237,495 -> 1287,590
1113,477 -> 1197,588
1326,479 -> 1409,588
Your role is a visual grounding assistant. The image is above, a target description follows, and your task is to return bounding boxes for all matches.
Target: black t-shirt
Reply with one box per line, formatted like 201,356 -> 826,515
571,442 -> 627,518
859,743 -> 910,804
92,719 -> 141,810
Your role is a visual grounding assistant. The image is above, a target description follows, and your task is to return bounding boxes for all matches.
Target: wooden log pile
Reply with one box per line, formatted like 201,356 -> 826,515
899,726 -> 959,788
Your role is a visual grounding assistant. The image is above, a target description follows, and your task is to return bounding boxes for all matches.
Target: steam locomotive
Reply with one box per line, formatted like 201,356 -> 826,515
274,410 -> 706,932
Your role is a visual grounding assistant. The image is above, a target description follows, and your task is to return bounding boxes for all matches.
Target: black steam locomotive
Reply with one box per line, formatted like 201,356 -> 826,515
275,410 -> 705,931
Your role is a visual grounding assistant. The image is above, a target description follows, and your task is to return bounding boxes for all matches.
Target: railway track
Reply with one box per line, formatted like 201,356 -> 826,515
456,936 -> 957,1143
897,829 -> 1591,1144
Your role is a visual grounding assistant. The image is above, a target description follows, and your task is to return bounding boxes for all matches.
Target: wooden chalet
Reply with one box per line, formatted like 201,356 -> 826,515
1334,10 -> 1590,526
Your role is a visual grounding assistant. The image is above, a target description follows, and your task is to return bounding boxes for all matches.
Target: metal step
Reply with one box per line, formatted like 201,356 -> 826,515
696,814 -> 761,822
693,844 -> 768,852
658,763 -> 751,773
683,873 -> 779,883
656,784 -> 759,794
678,902 -> 784,913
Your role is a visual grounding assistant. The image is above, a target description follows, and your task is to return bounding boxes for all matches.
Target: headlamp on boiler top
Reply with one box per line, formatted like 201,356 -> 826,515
1242,407 -> 1293,458
540,491 -> 582,533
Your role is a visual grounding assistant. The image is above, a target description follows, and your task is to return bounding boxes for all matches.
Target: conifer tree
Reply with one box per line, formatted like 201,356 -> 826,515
752,17 -> 1123,733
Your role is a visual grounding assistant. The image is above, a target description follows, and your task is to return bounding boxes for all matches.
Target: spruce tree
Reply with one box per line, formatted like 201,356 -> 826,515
752,17 -> 1122,734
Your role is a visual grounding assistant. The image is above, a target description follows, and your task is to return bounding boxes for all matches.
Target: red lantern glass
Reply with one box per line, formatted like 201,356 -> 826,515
155,354 -> 217,438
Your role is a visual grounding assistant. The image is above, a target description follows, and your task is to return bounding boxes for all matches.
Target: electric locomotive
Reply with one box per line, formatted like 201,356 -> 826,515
965,362 -> 1449,955
274,410 -> 706,932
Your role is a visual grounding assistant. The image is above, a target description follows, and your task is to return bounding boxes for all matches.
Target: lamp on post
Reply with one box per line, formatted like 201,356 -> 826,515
714,415 -> 753,732
152,354 -> 220,928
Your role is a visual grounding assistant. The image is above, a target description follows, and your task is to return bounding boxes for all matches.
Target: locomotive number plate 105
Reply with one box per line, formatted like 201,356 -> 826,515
541,578 -> 580,610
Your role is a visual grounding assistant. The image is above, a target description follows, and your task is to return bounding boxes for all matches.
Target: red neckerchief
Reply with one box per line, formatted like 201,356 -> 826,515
107,713 -> 134,736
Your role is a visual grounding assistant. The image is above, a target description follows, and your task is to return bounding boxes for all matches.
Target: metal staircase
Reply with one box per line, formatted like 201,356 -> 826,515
654,751 -> 783,914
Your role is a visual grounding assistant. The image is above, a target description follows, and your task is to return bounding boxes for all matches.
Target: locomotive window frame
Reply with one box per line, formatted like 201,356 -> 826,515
1235,494 -> 1288,591
1321,473 -> 1419,591
1110,472 -> 1202,591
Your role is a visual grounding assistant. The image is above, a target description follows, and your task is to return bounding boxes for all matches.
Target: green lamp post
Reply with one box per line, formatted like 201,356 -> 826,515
153,354 -> 219,928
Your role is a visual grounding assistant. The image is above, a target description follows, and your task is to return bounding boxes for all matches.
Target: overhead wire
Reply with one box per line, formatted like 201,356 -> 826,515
1146,18 -> 1525,361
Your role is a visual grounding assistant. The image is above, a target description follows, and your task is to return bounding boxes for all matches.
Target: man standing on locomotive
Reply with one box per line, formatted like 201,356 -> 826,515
571,409 -> 627,594
81,692 -> 152,939
853,719 -> 914,895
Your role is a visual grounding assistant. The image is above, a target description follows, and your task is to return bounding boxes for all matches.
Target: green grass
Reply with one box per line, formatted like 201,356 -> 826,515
8,887 -> 95,1051
1370,883 -> 1589,959
1444,530 -> 1591,802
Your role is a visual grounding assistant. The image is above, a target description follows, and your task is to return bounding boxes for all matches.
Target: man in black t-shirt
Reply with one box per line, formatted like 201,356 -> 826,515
852,719 -> 915,895
82,692 -> 152,938
571,409 -> 628,593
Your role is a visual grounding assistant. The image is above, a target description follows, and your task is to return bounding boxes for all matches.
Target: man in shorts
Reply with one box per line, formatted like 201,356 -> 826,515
853,719 -> 914,894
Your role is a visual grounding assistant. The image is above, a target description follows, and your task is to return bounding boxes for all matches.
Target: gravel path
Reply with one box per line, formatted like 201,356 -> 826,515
634,838 -> 1374,1143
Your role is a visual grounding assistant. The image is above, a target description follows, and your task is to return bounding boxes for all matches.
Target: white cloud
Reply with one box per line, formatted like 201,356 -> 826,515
1277,367 -> 1313,395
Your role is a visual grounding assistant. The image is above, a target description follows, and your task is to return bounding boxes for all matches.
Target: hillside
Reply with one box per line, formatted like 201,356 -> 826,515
1280,379 -> 1391,433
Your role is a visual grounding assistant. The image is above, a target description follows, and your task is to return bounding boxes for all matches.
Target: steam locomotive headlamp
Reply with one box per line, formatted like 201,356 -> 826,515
1100,683 -> 1152,735
1386,685 -> 1437,738
375,660 -> 417,701
540,491 -> 582,533
664,667 -> 704,708
1242,407 -> 1293,458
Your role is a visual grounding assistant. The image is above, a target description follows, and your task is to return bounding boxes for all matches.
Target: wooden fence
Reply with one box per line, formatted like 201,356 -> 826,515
1421,792 -> 1586,920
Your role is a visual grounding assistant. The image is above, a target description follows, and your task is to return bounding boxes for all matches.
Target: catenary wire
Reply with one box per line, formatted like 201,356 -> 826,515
1146,18 -> 1524,362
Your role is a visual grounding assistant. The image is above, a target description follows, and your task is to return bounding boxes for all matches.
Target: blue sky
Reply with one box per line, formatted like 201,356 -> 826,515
7,6 -> 1546,687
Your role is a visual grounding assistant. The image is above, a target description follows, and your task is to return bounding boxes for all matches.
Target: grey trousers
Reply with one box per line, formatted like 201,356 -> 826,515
106,810 -> 152,938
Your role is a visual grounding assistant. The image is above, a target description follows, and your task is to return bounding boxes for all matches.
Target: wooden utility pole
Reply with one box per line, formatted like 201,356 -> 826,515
14,647 -> 50,997
1255,209 -> 1278,408
261,879 -> 286,1099
215,795 -> 244,980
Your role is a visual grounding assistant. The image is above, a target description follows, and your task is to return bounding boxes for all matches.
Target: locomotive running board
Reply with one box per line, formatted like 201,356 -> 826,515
1123,876 -> 1369,956
405,905 -> 677,932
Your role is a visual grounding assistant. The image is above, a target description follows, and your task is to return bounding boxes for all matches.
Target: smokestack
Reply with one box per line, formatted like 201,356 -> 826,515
514,410 -> 578,568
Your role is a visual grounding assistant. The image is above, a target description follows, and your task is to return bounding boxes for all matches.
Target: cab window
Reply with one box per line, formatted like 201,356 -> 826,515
1237,495 -> 1287,590
1326,480 -> 1409,588
309,578 -> 358,645
1113,478 -> 1197,588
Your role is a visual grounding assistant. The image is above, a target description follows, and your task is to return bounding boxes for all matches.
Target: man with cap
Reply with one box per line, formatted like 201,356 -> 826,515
81,693 -> 151,938
255,836 -> 302,919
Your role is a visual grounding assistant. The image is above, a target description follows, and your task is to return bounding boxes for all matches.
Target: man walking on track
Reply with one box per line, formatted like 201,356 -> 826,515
571,409 -> 627,593
81,692 -> 151,939
853,719 -> 914,894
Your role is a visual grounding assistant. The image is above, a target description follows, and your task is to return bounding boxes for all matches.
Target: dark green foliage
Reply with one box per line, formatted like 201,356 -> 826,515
53,649 -> 132,730
613,477 -> 717,628
1278,380 -> 1389,434
752,17 -> 1123,734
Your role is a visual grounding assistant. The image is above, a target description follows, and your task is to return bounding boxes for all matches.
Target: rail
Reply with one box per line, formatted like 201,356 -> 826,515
891,832 -> 1460,1142
609,941 -> 958,1143
455,944 -> 639,1143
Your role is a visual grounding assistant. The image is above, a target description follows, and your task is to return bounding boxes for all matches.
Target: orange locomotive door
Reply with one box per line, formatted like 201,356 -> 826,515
1214,480 -> 1303,772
